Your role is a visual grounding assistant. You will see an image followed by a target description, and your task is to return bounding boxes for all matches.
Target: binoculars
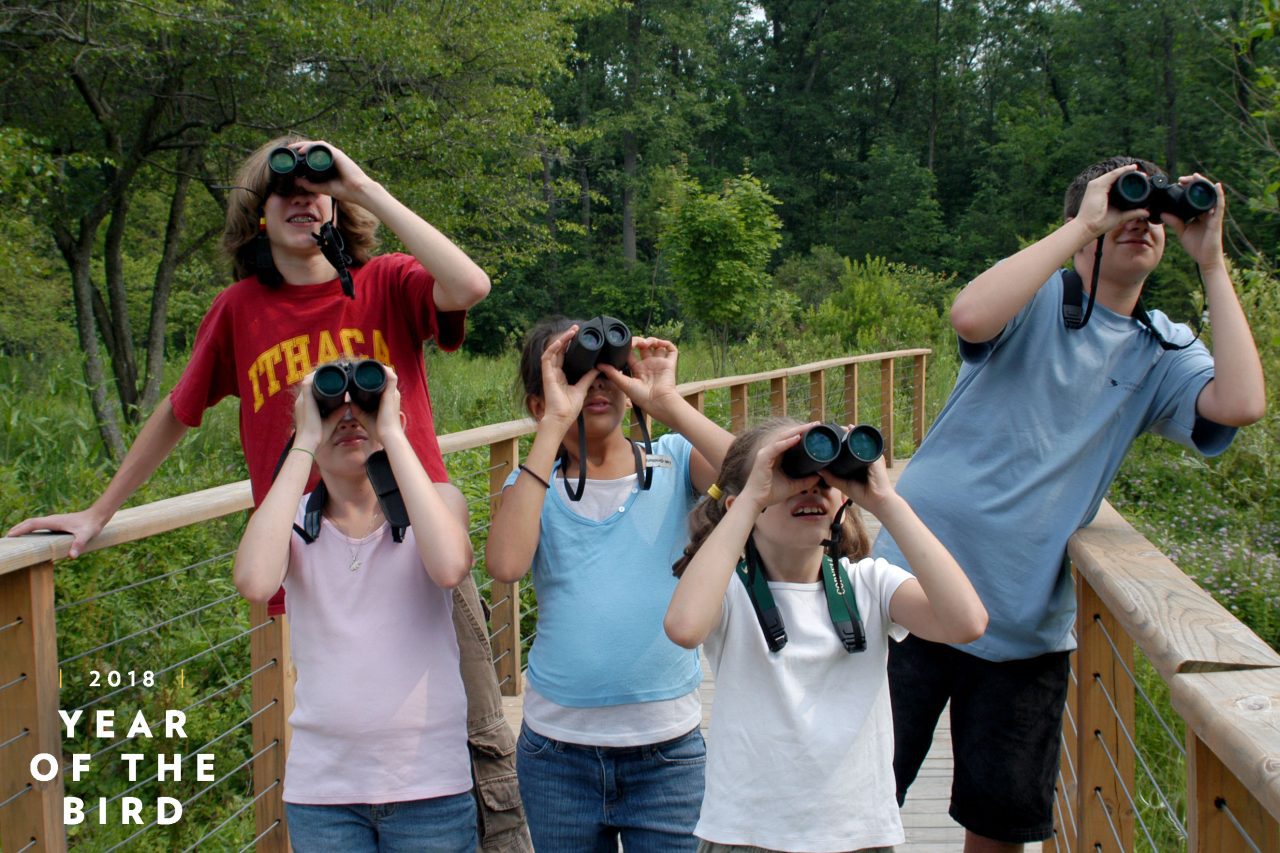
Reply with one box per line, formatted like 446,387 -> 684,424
312,359 -> 386,417
268,144 -> 338,187
781,423 -> 884,481
1109,170 -> 1216,223
563,316 -> 632,384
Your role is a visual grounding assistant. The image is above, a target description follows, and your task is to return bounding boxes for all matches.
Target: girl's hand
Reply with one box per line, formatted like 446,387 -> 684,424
1075,163 -> 1150,240
293,374 -> 343,450
289,140 -> 375,203
599,336 -> 679,413
352,366 -> 403,445
825,452 -> 896,517
738,423 -> 821,513
540,325 -> 598,429
1163,174 -> 1226,270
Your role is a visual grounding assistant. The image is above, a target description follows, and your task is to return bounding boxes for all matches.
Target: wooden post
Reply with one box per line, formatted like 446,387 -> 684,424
880,359 -> 895,468
1048,646 -> 1080,853
770,376 -> 787,417
730,384 -> 749,433
1188,732 -> 1280,852
683,391 -> 705,414
1075,576 -> 1135,852
912,353 -> 927,449
843,364 -> 859,425
0,562 -> 64,853
809,370 -> 825,422
250,602 -> 289,851
629,410 -> 653,444
488,437 -> 522,696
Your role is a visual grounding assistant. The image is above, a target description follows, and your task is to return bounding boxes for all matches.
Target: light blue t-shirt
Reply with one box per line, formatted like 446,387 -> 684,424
504,432 -> 703,706
873,270 -> 1235,661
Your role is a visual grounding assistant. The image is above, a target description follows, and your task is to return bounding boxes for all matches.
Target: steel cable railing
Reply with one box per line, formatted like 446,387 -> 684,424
1217,797 -> 1264,853
54,551 -> 233,614
58,591 -> 241,667
1092,727 -> 1162,850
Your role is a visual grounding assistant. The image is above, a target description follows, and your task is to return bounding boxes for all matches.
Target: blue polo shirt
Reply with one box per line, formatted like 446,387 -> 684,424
873,270 -> 1235,661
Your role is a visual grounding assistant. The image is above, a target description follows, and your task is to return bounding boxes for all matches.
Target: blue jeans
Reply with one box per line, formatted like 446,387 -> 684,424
516,722 -> 705,852
286,792 -> 478,852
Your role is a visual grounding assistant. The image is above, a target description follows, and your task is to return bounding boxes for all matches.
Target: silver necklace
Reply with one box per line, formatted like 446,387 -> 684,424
339,509 -> 382,572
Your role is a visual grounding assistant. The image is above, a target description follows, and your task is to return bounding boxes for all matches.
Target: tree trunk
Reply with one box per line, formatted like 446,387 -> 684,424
623,129 -> 637,266
56,230 -> 126,461
1162,11 -> 1178,174
103,191 -> 140,419
143,147 -> 199,411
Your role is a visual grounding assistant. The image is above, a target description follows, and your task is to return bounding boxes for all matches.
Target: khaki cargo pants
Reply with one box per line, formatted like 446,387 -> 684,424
453,574 -> 533,851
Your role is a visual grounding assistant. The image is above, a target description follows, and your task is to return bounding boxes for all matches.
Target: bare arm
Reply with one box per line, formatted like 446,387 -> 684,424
6,397 -> 190,557
485,326 -> 595,583
1163,180 -> 1266,427
299,143 -> 490,312
951,164 -> 1148,344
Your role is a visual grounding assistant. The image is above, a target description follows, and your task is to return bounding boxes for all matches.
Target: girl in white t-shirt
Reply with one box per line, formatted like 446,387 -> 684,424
665,418 -> 988,853
233,363 -> 476,852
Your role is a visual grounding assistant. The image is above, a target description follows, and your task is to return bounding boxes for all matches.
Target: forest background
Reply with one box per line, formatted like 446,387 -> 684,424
0,1 -> 1278,848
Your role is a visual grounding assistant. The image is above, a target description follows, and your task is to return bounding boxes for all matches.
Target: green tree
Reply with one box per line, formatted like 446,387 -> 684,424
658,169 -> 782,370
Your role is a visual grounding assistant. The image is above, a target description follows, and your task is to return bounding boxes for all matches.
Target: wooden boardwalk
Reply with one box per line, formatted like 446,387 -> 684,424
498,465 -> 1043,851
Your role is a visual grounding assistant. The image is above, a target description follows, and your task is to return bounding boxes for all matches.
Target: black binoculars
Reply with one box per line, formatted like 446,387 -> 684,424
268,144 -> 338,187
781,423 -> 884,481
1109,170 -> 1216,223
563,316 -> 632,384
312,359 -> 386,417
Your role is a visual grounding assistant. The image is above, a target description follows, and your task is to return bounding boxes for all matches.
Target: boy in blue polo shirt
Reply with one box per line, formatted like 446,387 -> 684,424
874,156 -> 1265,851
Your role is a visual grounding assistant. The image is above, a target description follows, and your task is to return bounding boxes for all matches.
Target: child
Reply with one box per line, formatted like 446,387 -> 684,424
9,136 -> 528,849
664,419 -> 987,853
234,364 -> 477,851
485,317 -> 734,851
876,158 -> 1264,850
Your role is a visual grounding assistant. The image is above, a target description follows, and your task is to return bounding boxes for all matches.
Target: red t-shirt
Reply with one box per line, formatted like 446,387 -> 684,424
169,253 -> 465,612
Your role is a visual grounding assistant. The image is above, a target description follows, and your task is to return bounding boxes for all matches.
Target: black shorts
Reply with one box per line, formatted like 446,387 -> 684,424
889,634 -> 1070,844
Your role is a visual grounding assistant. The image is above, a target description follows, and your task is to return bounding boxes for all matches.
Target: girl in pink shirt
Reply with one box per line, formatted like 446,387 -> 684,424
234,363 -> 476,852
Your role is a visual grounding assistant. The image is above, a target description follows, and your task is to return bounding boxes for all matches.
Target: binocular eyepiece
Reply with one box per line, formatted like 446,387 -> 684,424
563,316 -> 632,384
1109,170 -> 1216,223
781,423 -> 884,481
312,359 -> 387,417
268,144 -> 338,188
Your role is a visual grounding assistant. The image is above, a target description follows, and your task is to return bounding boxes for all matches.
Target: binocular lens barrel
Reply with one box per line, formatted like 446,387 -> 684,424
312,360 -> 386,417
267,145 -> 338,184
563,316 -> 632,384
268,147 -> 300,175
780,423 -> 884,481
1112,172 -> 1150,205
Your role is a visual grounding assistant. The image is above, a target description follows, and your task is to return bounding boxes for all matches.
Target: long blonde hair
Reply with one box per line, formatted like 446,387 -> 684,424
672,417 -> 871,577
221,135 -> 380,282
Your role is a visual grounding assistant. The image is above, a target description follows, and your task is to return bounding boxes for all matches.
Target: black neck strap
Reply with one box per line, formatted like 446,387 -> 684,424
313,202 -> 355,299
560,408 -> 653,502
273,434 -> 409,544
1061,247 -> 1200,352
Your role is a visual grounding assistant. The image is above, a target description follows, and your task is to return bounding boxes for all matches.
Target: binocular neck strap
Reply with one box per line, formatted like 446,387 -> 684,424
737,535 -> 788,652
560,410 -> 652,503
314,202 -> 355,299
1063,242 -> 1200,352
821,501 -> 867,654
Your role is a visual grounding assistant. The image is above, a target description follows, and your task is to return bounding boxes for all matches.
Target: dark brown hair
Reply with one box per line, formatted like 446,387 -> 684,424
221,135 -> 380,282
672,417 -> 871,577
1062,155 -> 1163,221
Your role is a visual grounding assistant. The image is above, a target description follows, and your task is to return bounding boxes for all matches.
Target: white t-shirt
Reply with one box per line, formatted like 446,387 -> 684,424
282,505 -> 472,804
696,556 -> 912,852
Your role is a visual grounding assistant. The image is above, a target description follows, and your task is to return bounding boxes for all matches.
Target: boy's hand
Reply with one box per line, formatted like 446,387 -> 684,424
599,337 -> 680,414
6,508 -> 109,559
1074,163 -> 1152,241
1163,175 -> 1226,270
540,325 -> 597,430
290,140 -> 376,203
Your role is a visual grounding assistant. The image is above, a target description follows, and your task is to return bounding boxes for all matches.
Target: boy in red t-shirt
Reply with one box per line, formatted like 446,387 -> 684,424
8,136 -> 531,851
